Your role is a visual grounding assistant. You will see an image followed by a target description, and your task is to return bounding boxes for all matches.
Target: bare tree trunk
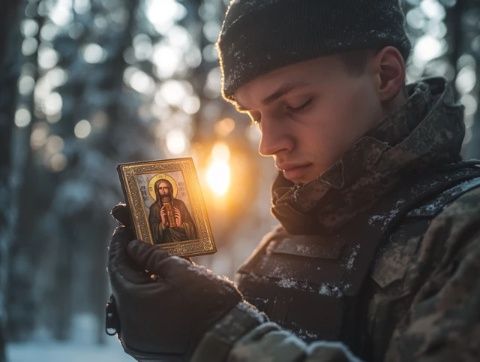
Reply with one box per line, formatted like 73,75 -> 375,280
0,0 -> 24,359
6,0 -> 47,341
90,0 -> 140,343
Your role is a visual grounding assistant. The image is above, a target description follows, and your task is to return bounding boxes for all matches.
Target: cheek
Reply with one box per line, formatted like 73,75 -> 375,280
300,86 -> 379,159
327,87 -> 378,143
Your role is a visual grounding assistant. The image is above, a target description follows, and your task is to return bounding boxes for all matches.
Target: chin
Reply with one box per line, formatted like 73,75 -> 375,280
284,172 -> 317,185
298,168 -> 327,185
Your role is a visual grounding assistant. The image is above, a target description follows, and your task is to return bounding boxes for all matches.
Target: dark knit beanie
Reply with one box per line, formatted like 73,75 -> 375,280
217,0 -> 411,101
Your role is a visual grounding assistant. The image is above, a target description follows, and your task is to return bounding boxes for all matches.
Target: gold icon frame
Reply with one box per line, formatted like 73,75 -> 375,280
117,157 -> 216,257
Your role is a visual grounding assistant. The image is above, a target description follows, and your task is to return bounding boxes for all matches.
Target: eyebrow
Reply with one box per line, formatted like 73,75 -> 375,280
236,81 -> 309,112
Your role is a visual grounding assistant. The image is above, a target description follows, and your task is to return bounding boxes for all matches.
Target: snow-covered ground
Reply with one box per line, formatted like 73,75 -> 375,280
7,313 -> 134,361
7,339 -> 134,362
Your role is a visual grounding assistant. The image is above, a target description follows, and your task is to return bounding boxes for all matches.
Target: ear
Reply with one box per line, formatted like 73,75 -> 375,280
372,46 -> 406,102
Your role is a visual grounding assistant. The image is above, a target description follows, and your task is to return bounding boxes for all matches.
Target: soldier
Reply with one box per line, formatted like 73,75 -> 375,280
106,0 -> 480,361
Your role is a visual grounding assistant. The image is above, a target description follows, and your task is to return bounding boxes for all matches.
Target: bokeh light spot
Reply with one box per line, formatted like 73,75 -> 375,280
133,34 -> 153,61
146,0 -> 186,33
15,108 -> 32,128
74,120 -> 92,139
30,124 -> 49,150
38,47 -> 59,69
21,19 -> 39,37
420,0 -> 446,20
43,92 -> 63,118
83,43 -> 106,64
166,129 -> 188,155
406,9 -> 426,29
456,66 -> 476,94
182,96 -> 201,115
49,0 -> 73,26
124,67 -> 155,94
158,80 -> 191,107
215,118 -> 236,137
45,135 -> 64,155
49,153 -> 67,172
153,44 -> 181,78
22,37 -> 38,56
461,94 -> 478,118
18,75 -> 35,95
413,35 -> 445,63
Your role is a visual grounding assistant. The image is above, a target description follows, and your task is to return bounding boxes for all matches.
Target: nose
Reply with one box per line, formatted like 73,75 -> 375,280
258,117 -> 293,157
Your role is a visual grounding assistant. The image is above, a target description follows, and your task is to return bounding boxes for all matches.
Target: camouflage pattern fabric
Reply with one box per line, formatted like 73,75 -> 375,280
192,77 -> 480,362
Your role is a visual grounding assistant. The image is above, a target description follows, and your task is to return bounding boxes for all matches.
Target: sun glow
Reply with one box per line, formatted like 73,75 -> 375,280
205,142 -> 231,197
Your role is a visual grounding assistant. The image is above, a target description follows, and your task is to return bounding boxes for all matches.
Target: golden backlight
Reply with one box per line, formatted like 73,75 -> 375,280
205,142 -> 231,197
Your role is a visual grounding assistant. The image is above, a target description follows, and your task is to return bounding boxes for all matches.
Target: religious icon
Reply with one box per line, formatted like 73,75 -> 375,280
117,158 -> 216,257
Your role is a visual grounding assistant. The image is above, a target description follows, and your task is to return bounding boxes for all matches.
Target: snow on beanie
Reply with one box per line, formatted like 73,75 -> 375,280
217,0 -> 411,101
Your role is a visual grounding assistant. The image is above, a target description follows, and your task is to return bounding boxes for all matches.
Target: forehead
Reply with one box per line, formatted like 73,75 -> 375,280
158,181 -> 169,187
233,55 -> 349,109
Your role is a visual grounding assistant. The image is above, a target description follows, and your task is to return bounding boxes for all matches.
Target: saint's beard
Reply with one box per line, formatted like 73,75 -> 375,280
161,195 -> 172,203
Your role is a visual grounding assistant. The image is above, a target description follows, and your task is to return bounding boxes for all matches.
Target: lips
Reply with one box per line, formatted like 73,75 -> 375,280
276,162 -> 313,182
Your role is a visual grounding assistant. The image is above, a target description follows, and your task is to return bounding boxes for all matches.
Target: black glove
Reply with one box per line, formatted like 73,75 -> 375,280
107,204 -> 243,361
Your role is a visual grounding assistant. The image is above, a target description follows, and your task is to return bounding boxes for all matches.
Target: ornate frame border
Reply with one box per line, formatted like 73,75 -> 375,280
117,157 -> 216,257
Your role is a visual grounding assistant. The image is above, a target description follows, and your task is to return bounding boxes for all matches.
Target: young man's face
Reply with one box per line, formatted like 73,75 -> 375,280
234,54 -> 385,184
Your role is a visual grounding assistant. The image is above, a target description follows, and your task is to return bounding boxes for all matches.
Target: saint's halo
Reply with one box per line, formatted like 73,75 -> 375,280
148,173 -> 178,200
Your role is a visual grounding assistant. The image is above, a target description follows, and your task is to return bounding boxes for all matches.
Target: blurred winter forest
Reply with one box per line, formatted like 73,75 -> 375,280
0,0 -> 479,360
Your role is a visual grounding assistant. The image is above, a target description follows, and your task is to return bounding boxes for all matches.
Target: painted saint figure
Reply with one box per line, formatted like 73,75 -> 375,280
148,179 -> 197,244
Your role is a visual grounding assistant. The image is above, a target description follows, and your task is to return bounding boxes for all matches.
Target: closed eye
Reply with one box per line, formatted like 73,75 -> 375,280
285,98 -> 312,112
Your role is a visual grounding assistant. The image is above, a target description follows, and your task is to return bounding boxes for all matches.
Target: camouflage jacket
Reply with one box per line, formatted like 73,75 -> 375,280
191,78 -> 480,362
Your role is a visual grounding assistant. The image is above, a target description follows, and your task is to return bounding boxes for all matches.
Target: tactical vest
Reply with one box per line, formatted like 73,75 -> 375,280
236,162 -> 480,357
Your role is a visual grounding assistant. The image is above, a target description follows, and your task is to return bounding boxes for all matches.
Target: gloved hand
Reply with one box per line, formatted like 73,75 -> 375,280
107,204 -> 243,361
